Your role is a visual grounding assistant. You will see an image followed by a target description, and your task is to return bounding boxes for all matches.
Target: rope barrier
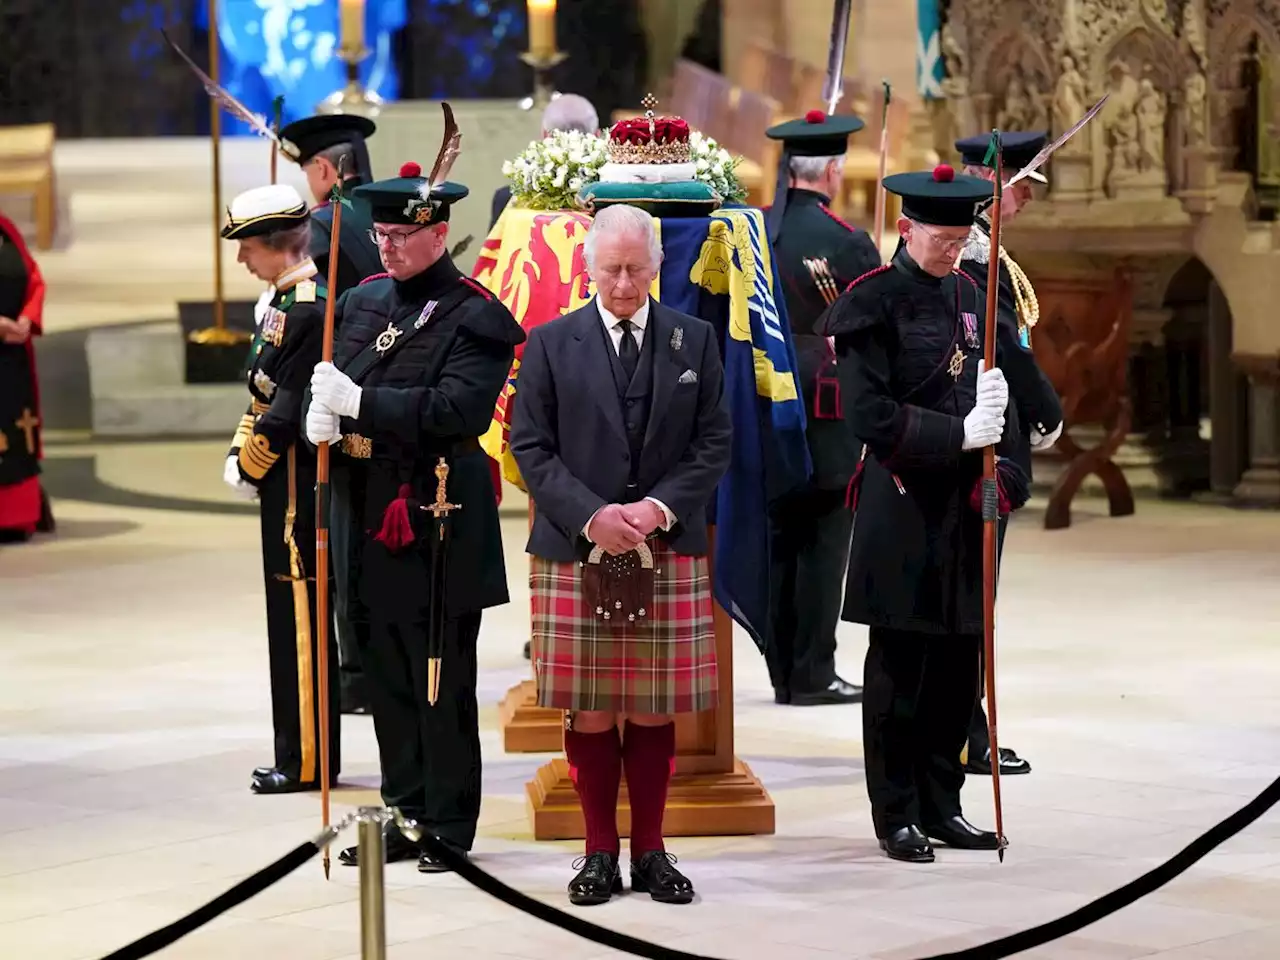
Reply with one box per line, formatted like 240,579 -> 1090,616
92,774 -> 1280,960
95,822 -> 345,960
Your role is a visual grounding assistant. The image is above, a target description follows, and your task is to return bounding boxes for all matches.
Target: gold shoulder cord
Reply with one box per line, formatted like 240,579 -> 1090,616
998,246 -> 1039,344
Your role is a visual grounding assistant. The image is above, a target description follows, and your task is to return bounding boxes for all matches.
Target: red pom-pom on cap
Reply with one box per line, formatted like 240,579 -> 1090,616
805,109 -> 827,124
399,161 -> 422,178
932,163 -> 955,183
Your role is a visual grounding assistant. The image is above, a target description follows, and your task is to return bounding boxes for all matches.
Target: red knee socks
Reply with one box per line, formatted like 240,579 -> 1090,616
622,721 -> 676,855
564,727 -> 622,856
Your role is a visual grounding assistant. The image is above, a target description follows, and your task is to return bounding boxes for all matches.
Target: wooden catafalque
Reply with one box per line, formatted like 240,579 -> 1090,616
932,0 -> 1280,513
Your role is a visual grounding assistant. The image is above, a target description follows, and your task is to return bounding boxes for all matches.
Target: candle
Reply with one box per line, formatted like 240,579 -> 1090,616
527,0 -> 556,57
340,0 -> 365,53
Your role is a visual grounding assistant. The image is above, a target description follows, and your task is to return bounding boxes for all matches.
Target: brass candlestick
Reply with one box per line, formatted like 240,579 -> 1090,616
519,50 -> 568,111
318,45 -> 382,116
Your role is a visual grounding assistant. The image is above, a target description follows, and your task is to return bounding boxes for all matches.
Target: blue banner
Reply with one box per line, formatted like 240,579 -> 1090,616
917,0 -> 944,100
197,0 -> 408,134
657,207 -> 811,651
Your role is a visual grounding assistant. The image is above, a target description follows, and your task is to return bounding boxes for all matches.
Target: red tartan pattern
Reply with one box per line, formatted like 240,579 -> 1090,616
530,541 -> 718,714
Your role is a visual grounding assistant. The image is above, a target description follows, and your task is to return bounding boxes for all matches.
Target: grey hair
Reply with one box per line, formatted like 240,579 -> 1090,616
541,94 -> 600,135
789,153 -> 845,182
260,221 -> 312,256
583,204 -> 663,270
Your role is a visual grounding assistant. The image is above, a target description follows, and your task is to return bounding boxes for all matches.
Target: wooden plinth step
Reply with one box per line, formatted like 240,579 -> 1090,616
526,757 -> 775,840
498,679 -> 564,754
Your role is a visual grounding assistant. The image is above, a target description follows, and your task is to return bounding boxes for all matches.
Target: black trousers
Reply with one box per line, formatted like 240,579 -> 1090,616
259,452 -> 341,782
329,469 -> 369,708
863,627 -> 981,836
765,488 -> 852,695
968,515 -> 1010,755
363,609 -> 483,851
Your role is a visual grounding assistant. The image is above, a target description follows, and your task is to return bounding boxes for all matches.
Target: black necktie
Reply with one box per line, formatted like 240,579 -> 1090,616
618,319 -> 639,384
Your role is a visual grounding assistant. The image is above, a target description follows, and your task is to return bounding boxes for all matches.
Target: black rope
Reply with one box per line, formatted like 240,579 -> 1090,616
95,839 -> 322,960
417,772 -> 1280,960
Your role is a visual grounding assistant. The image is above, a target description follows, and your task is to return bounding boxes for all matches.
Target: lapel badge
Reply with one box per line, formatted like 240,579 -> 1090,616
671,326 -> 684,351
374,322 -> 404,354
948,345 -> 966,380
414,301 -> 439,330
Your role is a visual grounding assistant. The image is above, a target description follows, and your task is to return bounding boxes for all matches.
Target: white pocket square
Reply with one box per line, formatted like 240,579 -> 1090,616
677,369 -> 698,384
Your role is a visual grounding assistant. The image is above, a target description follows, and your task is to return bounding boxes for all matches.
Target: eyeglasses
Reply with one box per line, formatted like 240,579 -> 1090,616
911,222 -> 969,257
368,225 -> 429,248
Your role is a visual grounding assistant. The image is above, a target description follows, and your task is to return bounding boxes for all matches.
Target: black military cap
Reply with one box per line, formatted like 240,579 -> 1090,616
221,183 -> 309,240
954,130 -> 1048,183
766,109 -> 865,155
279,113 -> 377,166
354,161 -> 469,226
883,164 -> 994,227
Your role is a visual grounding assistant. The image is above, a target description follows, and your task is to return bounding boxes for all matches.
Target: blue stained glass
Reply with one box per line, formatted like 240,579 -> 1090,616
196,0 -> 407,134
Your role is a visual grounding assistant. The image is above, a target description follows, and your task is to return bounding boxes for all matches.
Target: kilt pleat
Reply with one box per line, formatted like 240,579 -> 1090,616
530,541 -> 718,714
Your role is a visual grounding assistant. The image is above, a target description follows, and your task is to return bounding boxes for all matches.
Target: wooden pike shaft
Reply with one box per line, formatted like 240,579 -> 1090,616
208,0 -> 225,331
981,142 -> 1007,860
315,161 -> 346,879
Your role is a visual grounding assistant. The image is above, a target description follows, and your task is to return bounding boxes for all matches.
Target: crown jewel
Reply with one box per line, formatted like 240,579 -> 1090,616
607,94 -> 693,165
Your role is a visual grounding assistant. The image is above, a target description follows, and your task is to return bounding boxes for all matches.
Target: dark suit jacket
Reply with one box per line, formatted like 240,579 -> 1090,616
489,185 -> 512,231
509,297 -> 733,562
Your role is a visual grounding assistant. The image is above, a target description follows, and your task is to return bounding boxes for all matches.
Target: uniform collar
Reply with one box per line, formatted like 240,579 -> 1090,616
394,252 -> 462,298
786,187 -> 832,207
274,257 -> 318,292
891,247 -> 944,287
597,296 -> 651,332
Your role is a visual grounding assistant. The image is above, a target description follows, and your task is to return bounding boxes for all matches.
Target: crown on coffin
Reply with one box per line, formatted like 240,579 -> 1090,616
607,94 -> 693,164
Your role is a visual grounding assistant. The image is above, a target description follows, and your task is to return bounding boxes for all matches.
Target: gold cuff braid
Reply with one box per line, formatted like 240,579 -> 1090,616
238,432 -> 280,480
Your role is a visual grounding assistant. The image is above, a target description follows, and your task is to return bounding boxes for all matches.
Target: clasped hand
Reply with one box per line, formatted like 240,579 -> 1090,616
587,502 -> 664,556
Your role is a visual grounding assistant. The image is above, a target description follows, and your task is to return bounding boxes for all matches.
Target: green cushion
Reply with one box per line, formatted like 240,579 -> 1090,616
579,180 -> 721,218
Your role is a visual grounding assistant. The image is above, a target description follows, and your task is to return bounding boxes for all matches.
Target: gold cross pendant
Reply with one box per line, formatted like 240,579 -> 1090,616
948,345 -> 966,380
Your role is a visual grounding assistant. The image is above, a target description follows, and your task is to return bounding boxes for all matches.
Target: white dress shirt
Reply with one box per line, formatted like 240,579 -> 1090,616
582,297 -> 676,541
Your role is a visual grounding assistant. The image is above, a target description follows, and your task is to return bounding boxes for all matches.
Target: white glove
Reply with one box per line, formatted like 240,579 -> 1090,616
311,361 -> 362,418
223,455 -> 258,501
253,286 -> 276,327
974,360 -> 1009,413
1030,421 -> 1064,450
305,399 -> 341,446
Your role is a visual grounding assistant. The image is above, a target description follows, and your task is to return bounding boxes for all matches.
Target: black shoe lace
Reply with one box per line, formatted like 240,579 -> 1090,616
570,851 -> 616,888
636,850 -> 685,885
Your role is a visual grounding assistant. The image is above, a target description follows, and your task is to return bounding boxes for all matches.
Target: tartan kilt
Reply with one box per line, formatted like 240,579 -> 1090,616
530,541 -> 718,714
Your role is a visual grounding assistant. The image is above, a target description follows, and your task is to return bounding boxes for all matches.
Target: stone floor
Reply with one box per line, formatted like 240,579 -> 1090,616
1,440 -> 1278,959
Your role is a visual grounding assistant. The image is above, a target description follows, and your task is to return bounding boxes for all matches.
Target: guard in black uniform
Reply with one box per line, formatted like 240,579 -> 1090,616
220,184 -> 341,795
956,131 -> 1064,778
762,110 -> 881,706
279,113 -> 385,715
823,165 -> 1031,863
305,161 -> 525,872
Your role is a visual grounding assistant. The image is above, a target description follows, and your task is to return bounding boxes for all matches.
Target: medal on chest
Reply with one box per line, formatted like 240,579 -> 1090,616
261,307 -> 287,347
948,345 -> 966,380
414,300 -> 439,330
374,322 -> 404,354
960,311 -> 980,349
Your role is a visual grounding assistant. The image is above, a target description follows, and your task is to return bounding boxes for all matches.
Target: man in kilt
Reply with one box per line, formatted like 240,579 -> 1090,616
510,204 -> 732,906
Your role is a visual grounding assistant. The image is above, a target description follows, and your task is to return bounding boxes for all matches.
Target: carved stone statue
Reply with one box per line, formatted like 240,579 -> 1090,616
1054,54 -> 1088,151
1136,77 -> 1168,173
1104,60 -> 1142,188
999,70 -> 1033,130
942,21 -> 966,79
1183,70 -> 1208,143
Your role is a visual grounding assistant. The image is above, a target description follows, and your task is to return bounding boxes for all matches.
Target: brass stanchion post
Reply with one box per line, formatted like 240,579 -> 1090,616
357,808 -> 387,960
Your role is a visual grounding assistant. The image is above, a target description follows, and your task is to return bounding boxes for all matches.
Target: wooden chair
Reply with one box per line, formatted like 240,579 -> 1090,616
0,123 -> 57,250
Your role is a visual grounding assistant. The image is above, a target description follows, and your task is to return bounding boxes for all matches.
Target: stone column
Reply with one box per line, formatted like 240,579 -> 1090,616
1232,367 -> 1280,506
1113,305 -> 1172,492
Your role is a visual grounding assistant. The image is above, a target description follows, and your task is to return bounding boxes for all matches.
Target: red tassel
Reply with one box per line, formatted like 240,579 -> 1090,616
845,459 -> 865,511
969,473 -> 1011,517
374,483 -> 416,551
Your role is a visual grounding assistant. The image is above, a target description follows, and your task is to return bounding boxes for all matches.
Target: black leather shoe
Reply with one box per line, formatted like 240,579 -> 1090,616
338,829 -> 421,867
964,746 -> 1031,776
568,852 -> 622,906
790,676 -> 863,706
250,770 -> 320,794
925,815 -> 1001,850
773,688 -> 790,704
879,825 -> 935,863
631,850 -> 694,904
418,844 -> 467,874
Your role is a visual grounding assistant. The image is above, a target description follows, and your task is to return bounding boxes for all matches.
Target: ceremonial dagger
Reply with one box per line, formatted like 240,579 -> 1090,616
420,458 -> 461,706
979,131 -> 1008,862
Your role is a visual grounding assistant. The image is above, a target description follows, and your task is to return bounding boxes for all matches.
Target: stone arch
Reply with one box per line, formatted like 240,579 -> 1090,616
1207,13 -> 1280,167
973,26 -> 1055,131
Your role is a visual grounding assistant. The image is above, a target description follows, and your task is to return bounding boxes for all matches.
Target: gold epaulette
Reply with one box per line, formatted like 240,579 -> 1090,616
239,432 -> 280,480
341,434 -> 372,459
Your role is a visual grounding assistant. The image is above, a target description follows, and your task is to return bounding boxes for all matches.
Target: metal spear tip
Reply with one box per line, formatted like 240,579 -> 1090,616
323,853 -> 331,880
